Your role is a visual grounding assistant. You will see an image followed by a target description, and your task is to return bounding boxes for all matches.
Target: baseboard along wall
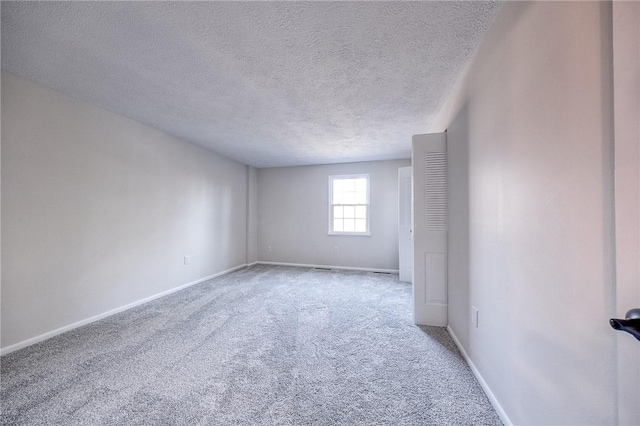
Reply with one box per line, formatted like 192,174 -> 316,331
0,264 -> 249,356
2,262 -> 398,356
446,325 -> 512,426
3,261 -> 509,425
255,261 -> 399,274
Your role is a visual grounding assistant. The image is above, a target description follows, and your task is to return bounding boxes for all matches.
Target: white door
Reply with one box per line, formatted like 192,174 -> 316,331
398,167 -> 413,283
412,133 -> 447,326
613,2 -> 640,423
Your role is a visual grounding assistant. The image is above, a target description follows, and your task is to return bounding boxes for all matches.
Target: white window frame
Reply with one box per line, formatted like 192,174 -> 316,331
328,173 -> 371,236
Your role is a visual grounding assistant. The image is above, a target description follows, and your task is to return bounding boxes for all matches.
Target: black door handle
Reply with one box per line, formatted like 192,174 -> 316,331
610,309 -> 640,341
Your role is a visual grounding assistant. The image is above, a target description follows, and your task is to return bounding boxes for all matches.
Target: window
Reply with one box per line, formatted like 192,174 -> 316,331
329,174 -> 370,235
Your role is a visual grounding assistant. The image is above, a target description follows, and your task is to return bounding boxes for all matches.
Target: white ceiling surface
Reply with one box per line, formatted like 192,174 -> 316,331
2,2 -> 502,168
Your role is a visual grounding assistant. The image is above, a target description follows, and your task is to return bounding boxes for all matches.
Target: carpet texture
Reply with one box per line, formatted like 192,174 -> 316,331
1,265 -> 502,425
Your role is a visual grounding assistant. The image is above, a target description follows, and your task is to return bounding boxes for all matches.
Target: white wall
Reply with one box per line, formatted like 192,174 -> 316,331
247,166 -> 259,264
432,2 -> 618,424
258,160 -> 409,271
612,2 -> 640,424
1,72 -> 250,349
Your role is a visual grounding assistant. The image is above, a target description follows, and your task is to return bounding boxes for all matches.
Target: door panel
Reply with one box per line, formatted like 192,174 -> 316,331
412,132 -> 447,326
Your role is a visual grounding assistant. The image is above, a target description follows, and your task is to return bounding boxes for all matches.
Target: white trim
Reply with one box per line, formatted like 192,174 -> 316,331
446,325 -> 512,426
256,261 -> 398,274
0,264 -> 248,356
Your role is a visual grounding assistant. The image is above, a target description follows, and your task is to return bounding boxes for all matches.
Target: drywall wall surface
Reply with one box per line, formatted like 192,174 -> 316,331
247,166 -> 259,264
612,2 -> 640,424
432,2 -> 618,425
258,159 -> 410,270
1,72 -> 249,348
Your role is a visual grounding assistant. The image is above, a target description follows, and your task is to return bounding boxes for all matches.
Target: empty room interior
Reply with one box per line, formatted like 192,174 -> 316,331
1,1 -> 639,425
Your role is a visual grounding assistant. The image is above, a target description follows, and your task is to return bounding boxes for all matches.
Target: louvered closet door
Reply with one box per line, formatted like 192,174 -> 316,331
412,133 -> 447,326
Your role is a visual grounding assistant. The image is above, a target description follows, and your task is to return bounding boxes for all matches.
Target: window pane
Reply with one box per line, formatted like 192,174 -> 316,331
333,206 -> 343,219
344,179 -> 356,192
343,218 -> 355,232
329,175 -> 369,234
333,191 -> 343,204
343,191 -> 356,204
344,205 -> 355,218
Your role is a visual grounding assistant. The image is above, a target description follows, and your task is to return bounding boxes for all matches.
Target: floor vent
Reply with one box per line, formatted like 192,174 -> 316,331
314,267 -> 332,271
373,271 -> 391,275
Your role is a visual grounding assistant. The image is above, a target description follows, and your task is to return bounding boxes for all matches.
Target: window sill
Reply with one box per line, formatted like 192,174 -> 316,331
328,232 -> 371,236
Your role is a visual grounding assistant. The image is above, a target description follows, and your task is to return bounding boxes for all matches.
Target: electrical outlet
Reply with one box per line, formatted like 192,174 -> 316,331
267,246 -> 272,252
184,256 -> 190,265
333,246 -> 339,253
472,307 -> 479,328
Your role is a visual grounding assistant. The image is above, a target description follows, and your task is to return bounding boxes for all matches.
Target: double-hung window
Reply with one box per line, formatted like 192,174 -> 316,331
329,174 -> 370,235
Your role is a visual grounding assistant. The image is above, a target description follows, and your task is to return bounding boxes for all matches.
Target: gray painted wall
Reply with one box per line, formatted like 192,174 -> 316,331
247,166 -> 259,264
431,2 -> 618,424
258,160 -> 410,271
612,3 -> 640,424
1,72 -> 250,349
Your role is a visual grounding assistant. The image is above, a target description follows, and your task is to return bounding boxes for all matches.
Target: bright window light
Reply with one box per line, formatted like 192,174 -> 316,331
329,174 -> 370,235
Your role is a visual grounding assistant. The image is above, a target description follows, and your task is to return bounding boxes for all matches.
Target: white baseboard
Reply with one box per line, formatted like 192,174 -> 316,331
0,264 -> 248,356
256,261 -> 399,274
446,325 -> 512,426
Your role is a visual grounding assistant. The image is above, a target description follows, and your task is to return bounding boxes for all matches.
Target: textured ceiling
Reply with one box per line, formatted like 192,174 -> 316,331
2,1 -> 502,168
